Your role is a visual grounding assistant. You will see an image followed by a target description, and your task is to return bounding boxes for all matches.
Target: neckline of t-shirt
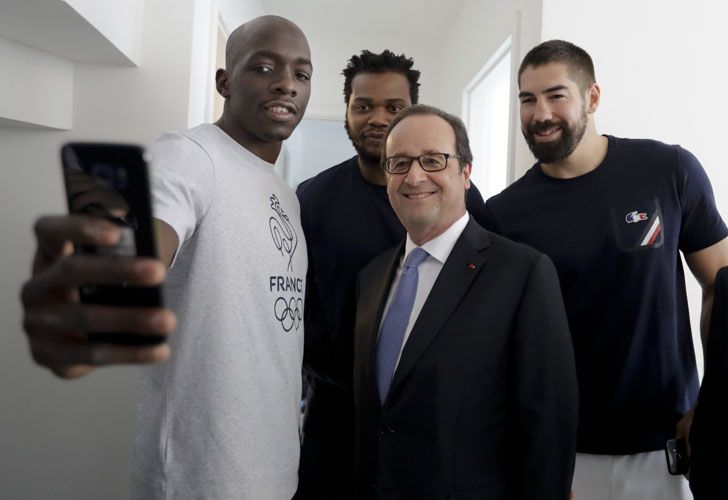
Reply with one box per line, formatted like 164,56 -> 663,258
206,123 -> 281,174
352,156 -> 388,191
533,134 -> 614,184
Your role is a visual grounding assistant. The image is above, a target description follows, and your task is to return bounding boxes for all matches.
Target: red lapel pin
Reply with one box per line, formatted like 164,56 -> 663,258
467,263 -> 476,270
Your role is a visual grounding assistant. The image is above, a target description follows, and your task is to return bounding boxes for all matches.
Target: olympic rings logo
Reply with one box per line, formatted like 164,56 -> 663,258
274,296 -> 303,332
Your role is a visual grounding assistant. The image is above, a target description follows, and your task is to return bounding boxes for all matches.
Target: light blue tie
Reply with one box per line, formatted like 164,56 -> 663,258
376,247 -> 429,403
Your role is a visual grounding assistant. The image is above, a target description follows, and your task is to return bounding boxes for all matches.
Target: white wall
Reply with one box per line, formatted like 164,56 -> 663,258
0,0 -> 147,129
249,8 -> 443,120
300,26 -> 443,120
188,0 -> 219,126
0,38 -> 73,129
0,0 -> 218,498
218,0 -> 264,34
541,0 -> 728,373
434,0 -> 543,181
284,118 -> 356,187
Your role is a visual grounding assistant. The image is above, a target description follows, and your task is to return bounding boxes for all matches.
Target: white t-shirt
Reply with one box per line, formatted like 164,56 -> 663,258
131,123 -> 306,499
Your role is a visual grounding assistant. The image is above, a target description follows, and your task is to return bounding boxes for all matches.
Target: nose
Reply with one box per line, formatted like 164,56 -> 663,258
532,98 -> 552,122
271,69 -> 297,97
403,159 -> 428,185
368,106 -> 388,127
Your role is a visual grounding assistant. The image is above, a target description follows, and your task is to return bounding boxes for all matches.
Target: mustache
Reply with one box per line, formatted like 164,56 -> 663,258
529,120 -> 564,133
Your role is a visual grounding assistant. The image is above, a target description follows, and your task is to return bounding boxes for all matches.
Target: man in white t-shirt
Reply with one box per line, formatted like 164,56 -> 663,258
21,15 -> 312,499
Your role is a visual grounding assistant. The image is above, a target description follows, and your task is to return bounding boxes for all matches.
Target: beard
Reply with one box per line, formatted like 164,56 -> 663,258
522,108 -> 588,164
345,119 -> 383,167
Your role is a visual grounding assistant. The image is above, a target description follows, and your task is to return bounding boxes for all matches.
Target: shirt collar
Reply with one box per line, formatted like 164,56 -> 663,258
404,212 -> 470,265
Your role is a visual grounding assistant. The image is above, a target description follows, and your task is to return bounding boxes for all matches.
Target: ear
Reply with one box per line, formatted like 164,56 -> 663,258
215,68 -> 231,98
462,162 -> 472,190
587,82 -> 601,114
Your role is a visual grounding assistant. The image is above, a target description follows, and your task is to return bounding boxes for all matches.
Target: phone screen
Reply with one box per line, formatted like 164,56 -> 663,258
61,143 -> 165,345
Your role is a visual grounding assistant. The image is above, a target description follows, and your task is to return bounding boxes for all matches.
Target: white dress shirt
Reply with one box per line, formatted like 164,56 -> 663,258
378,212 -> 470,368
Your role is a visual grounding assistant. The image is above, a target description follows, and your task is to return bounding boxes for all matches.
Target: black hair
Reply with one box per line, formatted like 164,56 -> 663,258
383,104 -> 472,168
518,40 -> 596,92
342,50 -> 420,104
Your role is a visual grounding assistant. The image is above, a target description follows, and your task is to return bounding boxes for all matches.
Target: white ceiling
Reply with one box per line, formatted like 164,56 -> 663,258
259,0 -> 465,36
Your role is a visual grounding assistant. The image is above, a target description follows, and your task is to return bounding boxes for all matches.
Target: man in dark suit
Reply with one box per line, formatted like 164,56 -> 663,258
690,265 -> 728,498
353,104 -> 579,499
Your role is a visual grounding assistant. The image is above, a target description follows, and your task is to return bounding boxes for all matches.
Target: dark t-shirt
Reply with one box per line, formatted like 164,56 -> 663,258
482,135 -> 728,454
297,157 -> 401,397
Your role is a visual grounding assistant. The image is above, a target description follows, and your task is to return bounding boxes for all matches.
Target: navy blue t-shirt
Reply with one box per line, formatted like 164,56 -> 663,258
297,157 -> 404,395
483,136 -> 728,454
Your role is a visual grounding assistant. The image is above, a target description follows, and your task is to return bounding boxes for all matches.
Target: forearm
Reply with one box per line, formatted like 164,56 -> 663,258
685,236 -> 728,358
699,288 -> 715,358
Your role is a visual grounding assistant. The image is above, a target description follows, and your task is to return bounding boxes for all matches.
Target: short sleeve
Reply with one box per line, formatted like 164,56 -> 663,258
149,132 -> 214,262
676,146 -> 728,253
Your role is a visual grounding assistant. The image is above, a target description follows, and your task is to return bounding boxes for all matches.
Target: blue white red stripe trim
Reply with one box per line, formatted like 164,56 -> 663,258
640,216 -> 661,246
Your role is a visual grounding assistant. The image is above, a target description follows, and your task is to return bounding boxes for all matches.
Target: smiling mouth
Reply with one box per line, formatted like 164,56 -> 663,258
532,125 -> 562,141
404,192 -> 435,200
263,103 -> 296,121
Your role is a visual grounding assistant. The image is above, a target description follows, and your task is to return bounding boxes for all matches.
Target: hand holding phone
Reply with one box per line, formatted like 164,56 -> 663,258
21,213 -> 174,378
20,143 -> 176,378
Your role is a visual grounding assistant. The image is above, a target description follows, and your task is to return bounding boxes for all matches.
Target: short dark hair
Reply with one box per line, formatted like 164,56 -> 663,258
383,104 -> 472,168
518,40 -> 596,92
342,50 -> 421,105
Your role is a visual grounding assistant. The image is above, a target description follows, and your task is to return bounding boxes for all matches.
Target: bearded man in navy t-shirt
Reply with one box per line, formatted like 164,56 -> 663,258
483,39 -> 728,500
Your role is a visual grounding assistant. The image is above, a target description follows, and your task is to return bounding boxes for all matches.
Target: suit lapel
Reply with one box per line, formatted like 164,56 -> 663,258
387,220 -> 491,400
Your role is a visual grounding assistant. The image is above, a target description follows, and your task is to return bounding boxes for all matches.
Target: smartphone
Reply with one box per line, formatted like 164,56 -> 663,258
665,438 -> 689,475
61,142 -> 165,345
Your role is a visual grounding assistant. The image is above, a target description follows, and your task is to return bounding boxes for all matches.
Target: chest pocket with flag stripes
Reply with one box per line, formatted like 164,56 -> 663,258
610,198 -> 664,252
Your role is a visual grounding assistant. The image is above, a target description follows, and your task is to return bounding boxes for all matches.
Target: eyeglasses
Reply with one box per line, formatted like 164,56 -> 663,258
382,153 -> 460,174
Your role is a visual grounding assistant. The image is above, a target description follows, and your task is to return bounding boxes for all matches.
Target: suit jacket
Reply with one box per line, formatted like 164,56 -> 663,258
353,220 -> 578,500
690,266 -> 728,499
